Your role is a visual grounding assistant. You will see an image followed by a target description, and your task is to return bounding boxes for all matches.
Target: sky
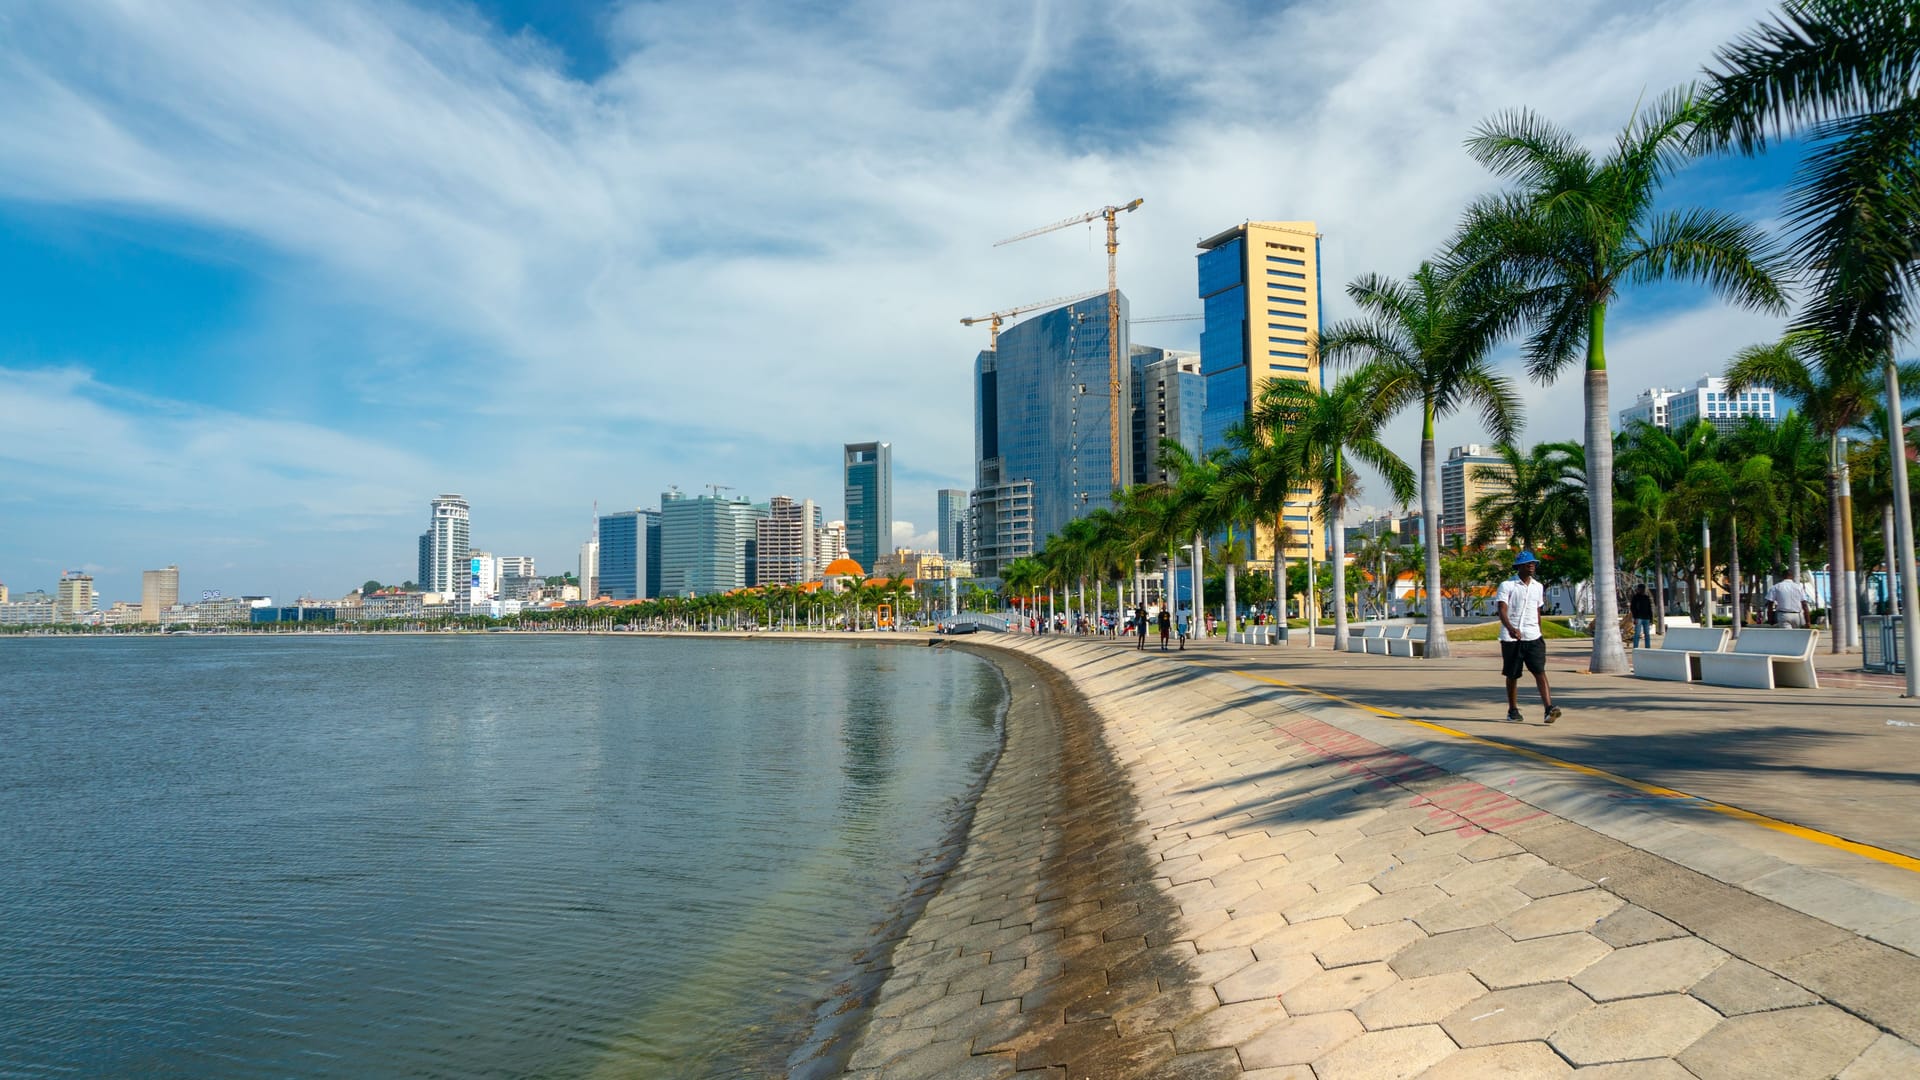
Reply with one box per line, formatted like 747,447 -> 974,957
0,0 -> 1809,604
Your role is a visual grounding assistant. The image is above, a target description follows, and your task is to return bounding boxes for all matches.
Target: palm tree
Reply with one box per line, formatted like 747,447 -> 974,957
1469,441 -> 1587,554
1255,366 -> 1416,651
1456,88 -> 1789,673
1157,440 -> 1231,636
1678,451 -> 1781,636
1725,331 -> 1896,647
1321,262 -> 1525,658
1216,423 -> 1301,636
1702,0 -> 1920,678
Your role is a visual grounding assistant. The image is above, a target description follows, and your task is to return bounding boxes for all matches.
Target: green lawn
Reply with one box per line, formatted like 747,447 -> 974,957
1444,616 -> 1589,642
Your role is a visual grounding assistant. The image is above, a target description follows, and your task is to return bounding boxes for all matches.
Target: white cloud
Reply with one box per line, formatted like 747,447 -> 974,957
0,0 -> 1790,598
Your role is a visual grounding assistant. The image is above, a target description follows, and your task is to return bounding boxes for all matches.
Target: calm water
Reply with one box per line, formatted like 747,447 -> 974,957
0,635 -> 1006,1078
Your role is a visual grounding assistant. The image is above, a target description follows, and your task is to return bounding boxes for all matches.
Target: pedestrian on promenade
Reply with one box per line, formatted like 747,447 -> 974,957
1498,551 -> 1561,724
1177,611 -> 1188,650
1767,575 -> 1811,628
1157,608 -> 1171,651
1134,605 -> 1148,650
1630,584 -> 1654,649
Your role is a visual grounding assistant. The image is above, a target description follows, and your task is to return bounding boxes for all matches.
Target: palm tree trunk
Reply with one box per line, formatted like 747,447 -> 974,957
1332,499 -> 1351,652
1192,532 -> 1205,636
1420,426 -> 1450,658
1791,535 -> 1803,585
1838,447 -> 1858,649
1884,503 -> 1897,616
1585,364 -> 1628,673
1225,538 -> 1239,643
1828,446 -> 1846,653
1730,515 -> 1743,640
1653,542 -> 1666,635
1272,517 -> 1288,644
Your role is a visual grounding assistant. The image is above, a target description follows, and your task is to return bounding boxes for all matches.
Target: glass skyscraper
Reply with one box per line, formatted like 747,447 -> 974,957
1130,345 -> 1204,486
970,293 -> 1131,578
842,442 -> 892,573
936,488 -> 968,561
596,509 -> 660,600
658,489 -> 763,597
1196,221 -> 1325,562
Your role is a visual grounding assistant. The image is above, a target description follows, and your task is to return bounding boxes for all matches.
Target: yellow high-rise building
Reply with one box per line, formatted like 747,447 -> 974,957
141,565 -> 179,624
1196,220 -> 1328,565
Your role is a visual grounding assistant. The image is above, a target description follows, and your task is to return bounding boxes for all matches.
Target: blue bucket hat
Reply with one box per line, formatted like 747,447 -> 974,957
1513,550 -> 1539,566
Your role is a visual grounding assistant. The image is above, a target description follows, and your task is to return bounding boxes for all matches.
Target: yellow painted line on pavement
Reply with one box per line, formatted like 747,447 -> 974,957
1224,667 -> 1920,875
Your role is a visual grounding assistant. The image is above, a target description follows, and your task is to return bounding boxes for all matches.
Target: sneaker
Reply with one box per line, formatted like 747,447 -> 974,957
1505,708 -> 1524,723
1545,705 -> 1562,724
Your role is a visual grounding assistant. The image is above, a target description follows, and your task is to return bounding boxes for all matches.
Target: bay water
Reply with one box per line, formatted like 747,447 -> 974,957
0,634 -> 1006,1078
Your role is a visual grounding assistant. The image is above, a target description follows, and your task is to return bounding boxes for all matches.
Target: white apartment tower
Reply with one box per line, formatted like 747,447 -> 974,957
419,494 -> 472,597
756,496 -> 821,586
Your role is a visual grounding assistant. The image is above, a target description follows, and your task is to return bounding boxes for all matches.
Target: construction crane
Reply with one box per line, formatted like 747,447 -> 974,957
706,483 -> 734,499
995,198 -> 1144,488
960,288 -> 1105,351
1130,313 -> 1201,325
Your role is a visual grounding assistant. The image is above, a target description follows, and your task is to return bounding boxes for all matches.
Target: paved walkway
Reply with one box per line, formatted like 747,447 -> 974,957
840,632 -> 1920,1078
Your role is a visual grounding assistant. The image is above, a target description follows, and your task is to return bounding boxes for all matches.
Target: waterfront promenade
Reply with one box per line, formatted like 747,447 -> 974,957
838,630 -> 1920,1078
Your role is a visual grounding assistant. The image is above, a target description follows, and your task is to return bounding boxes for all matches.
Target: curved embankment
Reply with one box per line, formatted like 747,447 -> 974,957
841,634 -> 1920,1079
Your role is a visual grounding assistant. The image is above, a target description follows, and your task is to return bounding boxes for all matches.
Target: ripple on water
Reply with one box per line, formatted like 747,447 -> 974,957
0,635 -> 1004,1078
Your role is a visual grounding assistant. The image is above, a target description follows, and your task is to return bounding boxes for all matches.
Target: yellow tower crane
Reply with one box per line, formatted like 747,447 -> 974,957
960,288 -> 1106,351
994,198 -> 1144,488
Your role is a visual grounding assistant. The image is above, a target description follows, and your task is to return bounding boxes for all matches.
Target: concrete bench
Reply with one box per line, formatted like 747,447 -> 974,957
1366,625 -> 1408,655
1388,625 -> 1429,657
1633,627 -> 1729,682
1346,626 -> 1379,654
1697,628 -> 1821,690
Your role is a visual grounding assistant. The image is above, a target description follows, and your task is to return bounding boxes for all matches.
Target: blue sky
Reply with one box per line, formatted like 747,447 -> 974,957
0,0 -> 1807,604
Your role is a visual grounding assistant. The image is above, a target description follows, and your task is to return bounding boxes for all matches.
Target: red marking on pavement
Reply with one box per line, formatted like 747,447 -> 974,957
1408,780 -> 1549,837
1275,717 -> 1546,837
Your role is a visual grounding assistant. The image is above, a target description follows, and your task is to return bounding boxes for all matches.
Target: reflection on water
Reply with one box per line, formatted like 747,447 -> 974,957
0,635 -> 1003,1078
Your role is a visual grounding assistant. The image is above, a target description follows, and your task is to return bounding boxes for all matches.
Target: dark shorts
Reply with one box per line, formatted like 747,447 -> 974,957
1501,637 -> 1546,678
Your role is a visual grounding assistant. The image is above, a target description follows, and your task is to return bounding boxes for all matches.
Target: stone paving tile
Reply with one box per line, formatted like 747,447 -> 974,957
1238,1068 -> 1314,1080
1251,916 -> 1351,960
1551,994 -> 1720,1065
1155,1047 -> 1244,1080
1497,888 -> 1626,941
1282,882 -> 1380,923
1572,936 -> 1729,1001
1237,1009 -> 1365,1069
1686,956 -> 1818,1016
1316,919 -> 1427,968
1773,938 -> 1920,1043
1111,985 -> 1218,1037
1839,1034 -> 1920,1079
1679,1004 -> 1880,1080
1355,970 -> 1487,1031
1437,854 -> 1549,896
1419,1039 -> 1572,1078
1193,909 -> 1290,952
1389,925 -> 1511,979
1348,883 -> 1448,927
1212,952 -> 1322,1004
1415,885 -> 1532,934
1170,998 -> 1287,1052
1591,904 -> 1689,948
1440,981 -> 1595,1047
1470,932 -> 1612,990
1517,865 -> 1597,899
1372,855 -> 1471,894
1280,961 -> 1398,1015
1568,1061 -> 1695,1078
1312,1023 -> 1457,1080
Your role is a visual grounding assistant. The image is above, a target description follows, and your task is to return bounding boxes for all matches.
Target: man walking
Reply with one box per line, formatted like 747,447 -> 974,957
1767,575 -> 1811,629
1630,584 -> 1654,649
1498,551 -> 1561,724
1134,604 -> 1149,650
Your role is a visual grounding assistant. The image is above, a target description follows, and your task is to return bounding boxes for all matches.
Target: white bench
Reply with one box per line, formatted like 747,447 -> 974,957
1633,627 -> 1729,682
1346,626 -> 1379,654
1388,625 -> 1429,657
1367,625 -> 1409,655
1697,628 -> 1821,689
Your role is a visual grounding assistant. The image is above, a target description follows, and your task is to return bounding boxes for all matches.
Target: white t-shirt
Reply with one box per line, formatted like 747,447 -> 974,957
1496,577 -> 1545,642
1767,578 -> 1808,615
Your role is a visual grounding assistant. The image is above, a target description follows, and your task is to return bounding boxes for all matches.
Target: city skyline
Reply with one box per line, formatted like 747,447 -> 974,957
0,1 -> 1809,602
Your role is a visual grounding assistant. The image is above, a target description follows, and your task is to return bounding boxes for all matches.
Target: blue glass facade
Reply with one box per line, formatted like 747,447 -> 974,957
597,510 -> 654,600
973,294 -> 1130,551
1130,345 -> 1205,485
843,442 -> 892,573
1198,240 -> 1249,452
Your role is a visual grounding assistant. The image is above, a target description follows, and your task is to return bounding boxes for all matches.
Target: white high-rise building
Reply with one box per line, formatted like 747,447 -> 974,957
419,494 -> 471,596
819,520 -> 849,575
467,551 -> 502,607
1619,376 -> 1779,433
756,496 -> 821,586
579,539 -> 599,601
141,565 -> 179,623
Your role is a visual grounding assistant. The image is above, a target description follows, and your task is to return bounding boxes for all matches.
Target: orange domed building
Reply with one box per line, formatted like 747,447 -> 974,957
823,557 -> 865,592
